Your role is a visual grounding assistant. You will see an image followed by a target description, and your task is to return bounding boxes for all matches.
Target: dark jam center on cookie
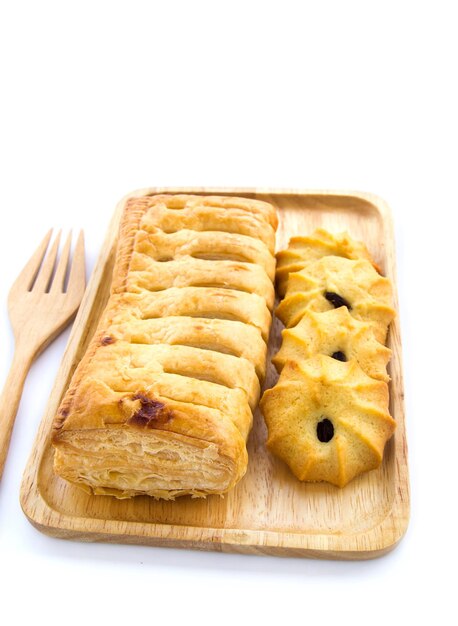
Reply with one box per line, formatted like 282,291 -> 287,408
317,418 -> 334,443
331,351 -> 347,362
324,291 -> 352,310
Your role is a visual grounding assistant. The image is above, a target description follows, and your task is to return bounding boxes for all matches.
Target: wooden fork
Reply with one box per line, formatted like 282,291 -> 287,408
0,230 -> 85,479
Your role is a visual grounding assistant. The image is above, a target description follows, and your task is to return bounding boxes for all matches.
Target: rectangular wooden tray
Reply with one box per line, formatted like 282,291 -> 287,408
20,188 -> 410,559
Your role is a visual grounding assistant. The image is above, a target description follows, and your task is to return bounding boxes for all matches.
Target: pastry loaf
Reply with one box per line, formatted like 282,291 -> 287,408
52,194 -> 277,499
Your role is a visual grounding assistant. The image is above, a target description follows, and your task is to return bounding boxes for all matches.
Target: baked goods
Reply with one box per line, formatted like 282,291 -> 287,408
276,256 -> 395,342
276,228 -> 379,296
261,229 -> 395,487
272,307 -> 391,382
52,193 -> 277,499
260,356 -> 396,487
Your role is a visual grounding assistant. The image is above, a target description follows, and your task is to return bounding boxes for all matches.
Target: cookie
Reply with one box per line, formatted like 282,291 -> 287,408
276,228 -> 379,296
260,355 -> 396,487
272,307 -> 391,382
275,256 -> 395,342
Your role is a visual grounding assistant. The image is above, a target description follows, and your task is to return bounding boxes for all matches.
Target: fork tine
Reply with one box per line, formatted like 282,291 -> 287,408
10,229 -> 53,293
32,230 -> 61,292
66,230 -> 86,294
50,231 -> 72,293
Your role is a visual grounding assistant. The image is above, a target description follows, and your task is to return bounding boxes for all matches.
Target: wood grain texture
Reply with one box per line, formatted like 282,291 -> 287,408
19,188 -> 410,559
0,230 -> 85,479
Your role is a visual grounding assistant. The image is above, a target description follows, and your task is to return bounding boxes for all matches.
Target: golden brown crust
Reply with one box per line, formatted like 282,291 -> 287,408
139,194 -> 277,254
135,229 -> 276,280
104,314 -> 268,380
52,194 -> 276,499
126,255 -> 275,310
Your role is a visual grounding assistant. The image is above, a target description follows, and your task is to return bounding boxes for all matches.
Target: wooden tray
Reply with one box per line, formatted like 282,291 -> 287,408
20,188 -> 410,559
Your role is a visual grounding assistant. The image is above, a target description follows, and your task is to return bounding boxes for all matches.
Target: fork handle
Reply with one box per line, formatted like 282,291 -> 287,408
0,348 -> 33,480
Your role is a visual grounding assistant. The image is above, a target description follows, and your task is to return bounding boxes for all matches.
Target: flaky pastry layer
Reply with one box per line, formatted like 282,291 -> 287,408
52,194 -> 276,499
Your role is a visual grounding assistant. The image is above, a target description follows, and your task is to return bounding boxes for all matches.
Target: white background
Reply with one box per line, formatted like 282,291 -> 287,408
0,1 -> 456,624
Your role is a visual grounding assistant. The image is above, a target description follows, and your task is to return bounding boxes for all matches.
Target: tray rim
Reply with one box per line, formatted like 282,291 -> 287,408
20,187 -> 410,559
